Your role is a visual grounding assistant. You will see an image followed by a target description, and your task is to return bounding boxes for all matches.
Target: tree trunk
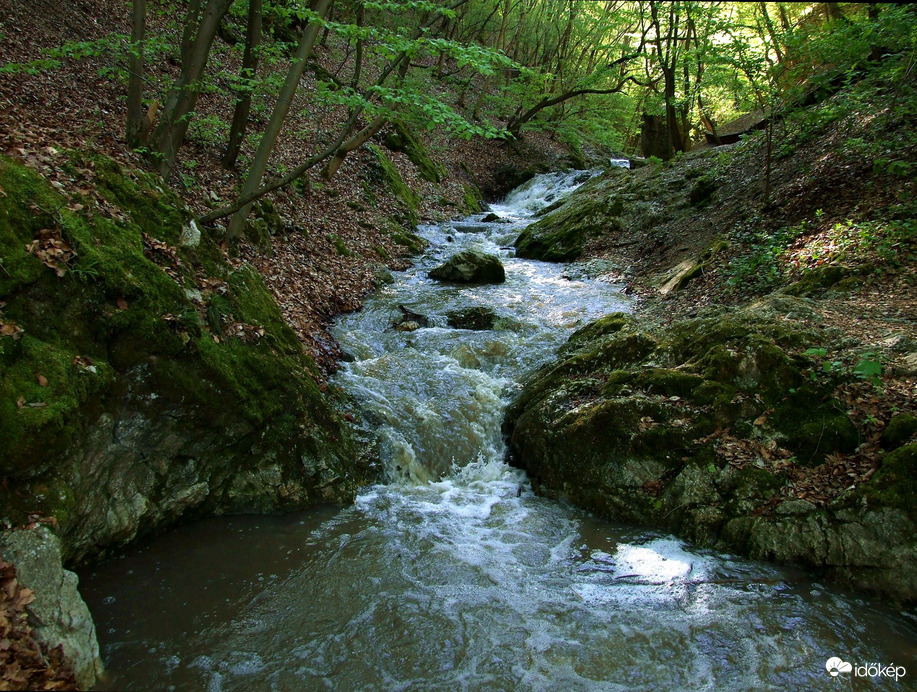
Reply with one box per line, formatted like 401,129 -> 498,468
641,113 -> 673,160
758,2 -> 784,63
126,0 -> 147,148
180,0 -> 204,64
227,0 -> 333,241
152,0 -> 234,177
222,0 -> 263,169
472,75 -> 492,120
351,4 -> 365,90
322,115 -> 387,179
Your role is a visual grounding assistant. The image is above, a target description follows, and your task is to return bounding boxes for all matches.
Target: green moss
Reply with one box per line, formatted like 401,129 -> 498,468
636,369 -> 706,398
565,332 -> 657,375
0,334 -> 113,477
689,175 -> 717,207
227,264 -> 304,356
367,144 -> 419,226
386,222 -> 426,254
566,312 -> 630,349
0,151 -> 356,504
724,466 -> 785,510
770,395 -> 860,465
383,121 -> 447,183
860,443 -> 917,516
0,159 -> 54,298
515,188 -> 625,262
783,265 -> 853,297
462,185 -> 484,213
68,152 -> 189,246
883,413 -> 917,450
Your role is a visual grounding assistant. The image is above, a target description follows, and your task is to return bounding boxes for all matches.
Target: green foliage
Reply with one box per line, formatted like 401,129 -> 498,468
725,223 -> 806,291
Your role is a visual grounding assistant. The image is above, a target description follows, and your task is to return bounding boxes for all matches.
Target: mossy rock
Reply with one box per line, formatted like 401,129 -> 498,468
446,306 -> 498,331
783,265 -> 853,297
772,405 -> 860,466
883,413 -> 917,450
462,184 -> 484,214
385,221 -> 426,255
505,298 -> 862,547
0,153 -> 374,551
429,250 -> 505,284
859,443 -> 917,517
515,183 -> 625,262
383,120 -> 447,184
688,175 -> 717,207
367,144 -> 419,226
564,312 -> 630,349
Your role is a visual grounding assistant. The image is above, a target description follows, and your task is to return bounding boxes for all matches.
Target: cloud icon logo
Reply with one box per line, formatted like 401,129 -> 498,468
826,657 -> 853,677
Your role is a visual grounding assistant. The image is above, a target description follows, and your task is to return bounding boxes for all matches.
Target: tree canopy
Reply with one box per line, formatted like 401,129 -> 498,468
6,1 -> 915,234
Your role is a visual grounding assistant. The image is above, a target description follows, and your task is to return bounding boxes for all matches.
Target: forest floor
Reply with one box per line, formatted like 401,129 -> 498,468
0,0 -> 568,371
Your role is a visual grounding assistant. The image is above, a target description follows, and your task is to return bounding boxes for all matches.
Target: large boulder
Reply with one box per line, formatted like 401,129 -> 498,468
0,153 -> 378,564
514,170 -> 629,262
504,296 -> 917,601
429,250 -> 506,284
0,527 -> 103,689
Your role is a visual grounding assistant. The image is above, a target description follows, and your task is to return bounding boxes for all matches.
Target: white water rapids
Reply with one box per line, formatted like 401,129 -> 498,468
81,168 -> 917,691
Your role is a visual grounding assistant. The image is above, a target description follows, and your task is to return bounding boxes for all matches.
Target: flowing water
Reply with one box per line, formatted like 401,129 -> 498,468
81,169 -> 917,691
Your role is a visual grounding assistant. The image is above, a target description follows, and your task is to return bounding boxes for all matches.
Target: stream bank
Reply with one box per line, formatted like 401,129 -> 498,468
501,75 -> 917,603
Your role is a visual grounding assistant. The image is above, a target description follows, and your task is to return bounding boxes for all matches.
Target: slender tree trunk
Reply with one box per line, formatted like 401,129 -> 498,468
322,115 -> 386,179
152,0 -> 234,177
351,4 -> 365,90
126,0 -> 147,148
824,3 -> 844,22
472,75 -> 492,120
180,0 -> 204,64
227,0 -> 333,240
320,0 -> 335,47
758,2 -> 784,63
764,105 -> 773,207
777,3 -> 792,32
222,0 -> 263,169
435,18 -> 450,79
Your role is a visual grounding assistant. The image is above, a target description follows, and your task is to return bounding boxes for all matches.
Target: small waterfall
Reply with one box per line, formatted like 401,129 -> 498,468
331,170 -> 631,482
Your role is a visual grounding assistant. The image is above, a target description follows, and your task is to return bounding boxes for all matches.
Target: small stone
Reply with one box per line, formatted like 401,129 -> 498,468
179,220 -> 201,248
184,288 -> 203,303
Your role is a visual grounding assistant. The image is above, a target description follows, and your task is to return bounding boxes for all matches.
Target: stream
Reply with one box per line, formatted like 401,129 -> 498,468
80,169 -> 917,690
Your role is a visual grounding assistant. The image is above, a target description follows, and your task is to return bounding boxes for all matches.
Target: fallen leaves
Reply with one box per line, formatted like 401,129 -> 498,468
0,323 -> 24,340
0,557 -> 79,690
34,373 -> 48,387
25,228 -> 75,278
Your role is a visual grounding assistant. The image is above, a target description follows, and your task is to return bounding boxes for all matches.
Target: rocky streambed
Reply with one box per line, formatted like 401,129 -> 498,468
73,169 -> 917,690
